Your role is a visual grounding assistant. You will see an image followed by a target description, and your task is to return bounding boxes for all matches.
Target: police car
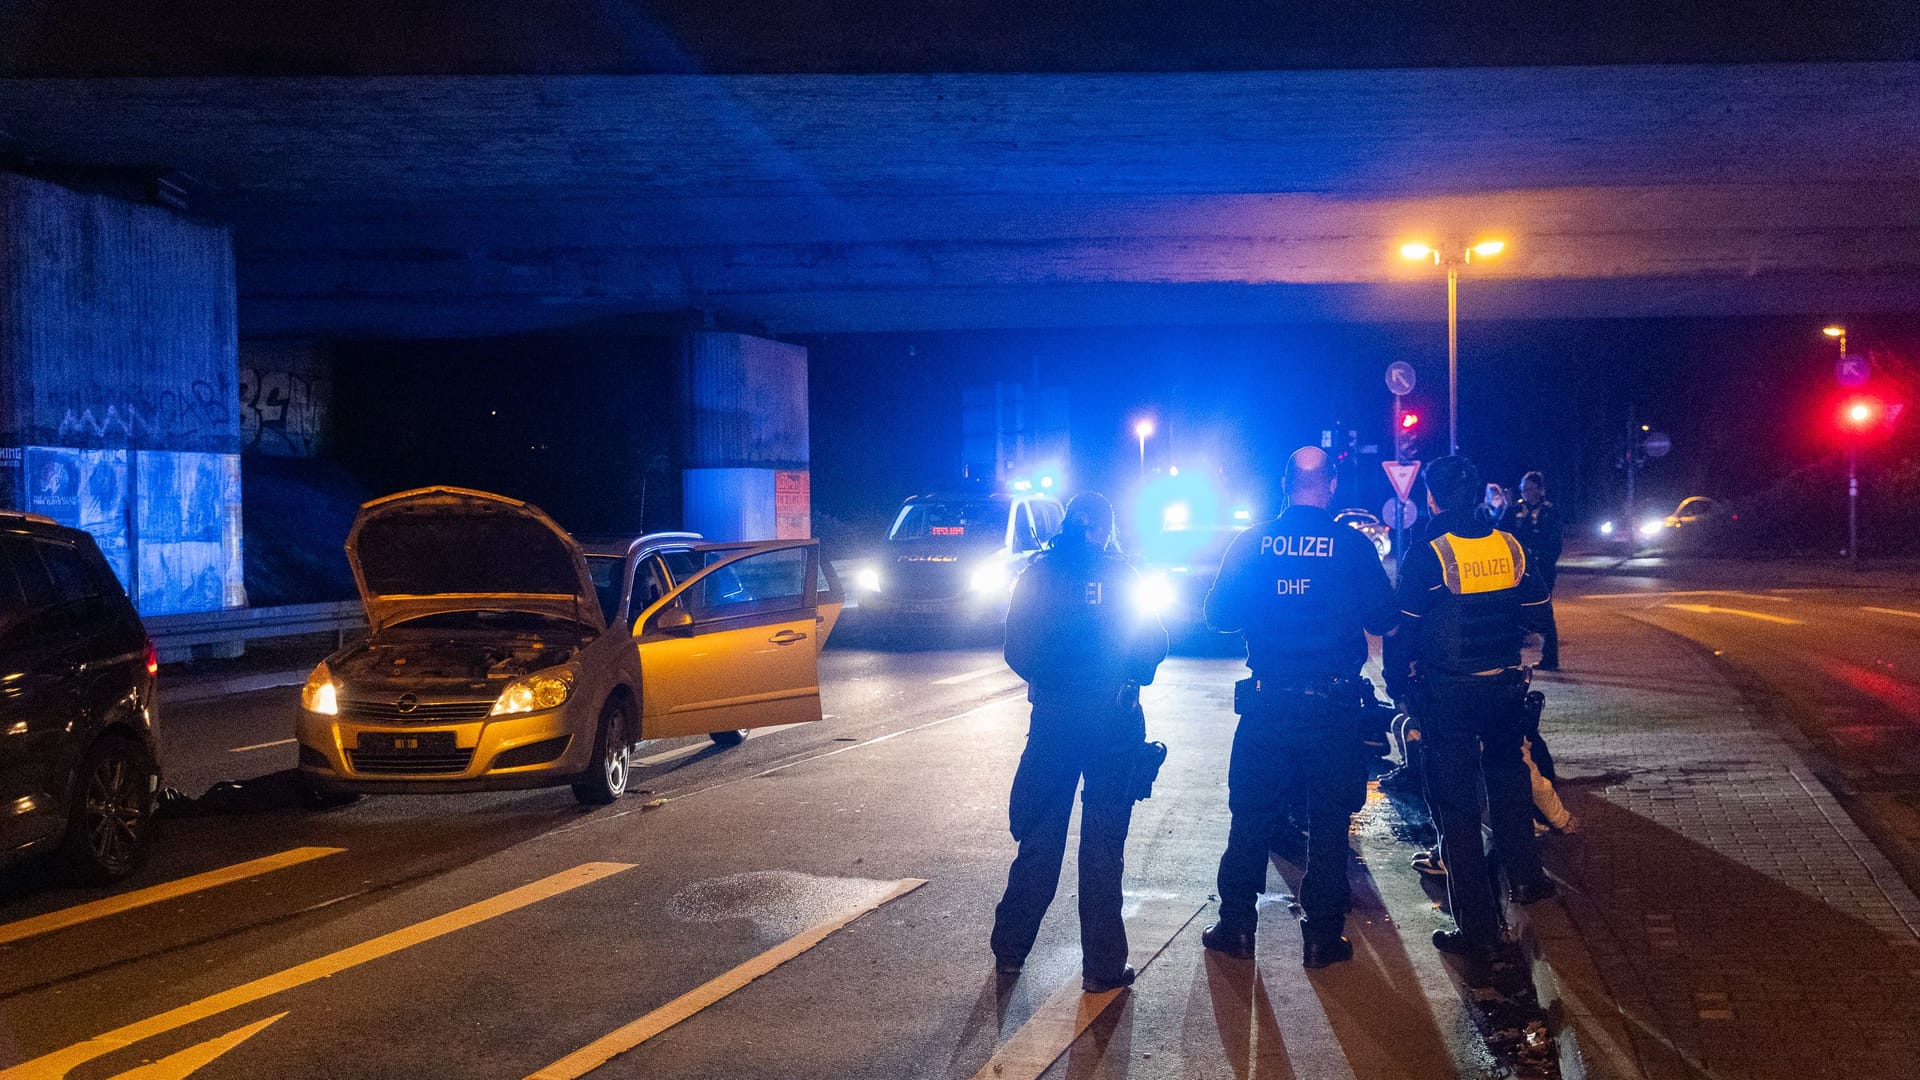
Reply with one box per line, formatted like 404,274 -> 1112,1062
848,492 -> 1064,628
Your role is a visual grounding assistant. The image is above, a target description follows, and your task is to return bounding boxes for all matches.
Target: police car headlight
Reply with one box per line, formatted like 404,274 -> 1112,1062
854,566 -> 882,593
491,670 -> 574,716
969,563 -> 1010,594
1638,519 -> 1664,539
1134,573 -> 1176,615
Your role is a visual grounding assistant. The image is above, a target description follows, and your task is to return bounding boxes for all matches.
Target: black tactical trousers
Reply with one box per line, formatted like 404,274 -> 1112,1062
1215,697 -> 1365,944
991,698 -> 1142,982
1420,673 -> 1544,950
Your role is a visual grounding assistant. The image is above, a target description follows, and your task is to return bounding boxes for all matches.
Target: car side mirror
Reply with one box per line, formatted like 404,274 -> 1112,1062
656,608 -> 695,634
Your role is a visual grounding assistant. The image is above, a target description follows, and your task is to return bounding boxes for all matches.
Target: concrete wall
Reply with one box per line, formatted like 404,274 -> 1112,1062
680,332 -> 809,541
0,173 -> 243,614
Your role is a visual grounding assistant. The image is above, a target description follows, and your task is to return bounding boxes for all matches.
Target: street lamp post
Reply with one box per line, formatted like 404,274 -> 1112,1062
1828,325 -> 1858,568
1401,239 -> 1506,456
1134,418 -> 1155,480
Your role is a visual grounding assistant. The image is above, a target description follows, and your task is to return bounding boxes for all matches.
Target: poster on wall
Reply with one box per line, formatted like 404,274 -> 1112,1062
775,470 -> 811,540
135,450 -> 243,615
24,447 -> 133,588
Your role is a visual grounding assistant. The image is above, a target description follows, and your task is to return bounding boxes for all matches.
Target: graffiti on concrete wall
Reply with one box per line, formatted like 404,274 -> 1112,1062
239,365 -> 330,456
47,380 -> 233,448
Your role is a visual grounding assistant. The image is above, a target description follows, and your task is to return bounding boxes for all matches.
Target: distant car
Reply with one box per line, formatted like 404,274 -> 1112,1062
848,492 -> 1064,627
297,487 -> 842,804
0,512 -> 160,883
1133,524 -> 1242,642
1333,508 -> 1394,559
1617,495 -> 1736,549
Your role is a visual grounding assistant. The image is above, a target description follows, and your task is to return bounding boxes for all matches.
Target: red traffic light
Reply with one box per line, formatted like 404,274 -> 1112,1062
1399,411 -> 1420,429
1838,395 -> 1886,432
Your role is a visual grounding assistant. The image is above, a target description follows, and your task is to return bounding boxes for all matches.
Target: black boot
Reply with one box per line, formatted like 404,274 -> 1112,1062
1301,934 -> 1353,969
1202,922 -> 1256,959
1081,964 -> 1136,993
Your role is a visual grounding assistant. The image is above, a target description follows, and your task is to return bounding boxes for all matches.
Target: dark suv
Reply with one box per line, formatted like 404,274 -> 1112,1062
0,512 -> 160,883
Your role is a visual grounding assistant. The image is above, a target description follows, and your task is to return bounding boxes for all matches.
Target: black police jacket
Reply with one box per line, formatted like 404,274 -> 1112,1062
1391,508 -> 1553,681
1501,499 -> 1564,568
1003,536 -> 1169,704
1204,504 -> 1397,682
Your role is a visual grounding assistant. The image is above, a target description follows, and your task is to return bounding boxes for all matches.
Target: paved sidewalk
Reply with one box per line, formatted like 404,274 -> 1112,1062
1519,599 -> 1920,1079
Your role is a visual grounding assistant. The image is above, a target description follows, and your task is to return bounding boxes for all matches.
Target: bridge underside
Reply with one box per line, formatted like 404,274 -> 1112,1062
4,64 -> 1917,336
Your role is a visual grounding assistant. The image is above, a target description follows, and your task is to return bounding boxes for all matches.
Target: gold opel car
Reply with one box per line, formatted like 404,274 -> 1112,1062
297,487 -> 842,804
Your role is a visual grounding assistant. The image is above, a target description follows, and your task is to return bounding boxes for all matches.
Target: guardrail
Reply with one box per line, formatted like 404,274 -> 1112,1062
145,600 -> 364,661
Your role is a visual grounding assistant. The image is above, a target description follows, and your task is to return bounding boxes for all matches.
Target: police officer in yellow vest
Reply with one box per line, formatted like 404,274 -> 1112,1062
1393,456 -> 1557,965
1201,447 -> 1397,968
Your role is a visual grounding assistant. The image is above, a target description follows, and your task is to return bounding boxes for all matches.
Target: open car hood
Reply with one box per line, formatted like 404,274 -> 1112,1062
346,486 -> 604,634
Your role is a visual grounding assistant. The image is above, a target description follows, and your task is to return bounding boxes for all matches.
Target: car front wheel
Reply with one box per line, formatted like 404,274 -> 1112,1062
572,700 -> 632,805
709,729 -> 746,747
59,734 -> 158,884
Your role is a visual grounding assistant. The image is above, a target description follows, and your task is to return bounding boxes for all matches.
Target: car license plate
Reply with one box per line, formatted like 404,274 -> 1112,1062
901,601 -> 945,614
357,731 -> 456,753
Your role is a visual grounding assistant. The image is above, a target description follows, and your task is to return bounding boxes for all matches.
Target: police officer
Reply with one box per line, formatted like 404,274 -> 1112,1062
992,492 -> 1168,993
1201,447 -> 1396,968
1501,470 -> 1563,670
1394,456 -> 1556,965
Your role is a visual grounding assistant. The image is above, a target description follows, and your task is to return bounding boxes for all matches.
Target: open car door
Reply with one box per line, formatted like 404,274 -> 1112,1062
634,540 -> 831,740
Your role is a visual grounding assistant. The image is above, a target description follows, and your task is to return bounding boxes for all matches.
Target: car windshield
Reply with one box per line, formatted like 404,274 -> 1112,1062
584,554 -> 625,623
888,501 -> 1006,544
1142,526 -> 1240,568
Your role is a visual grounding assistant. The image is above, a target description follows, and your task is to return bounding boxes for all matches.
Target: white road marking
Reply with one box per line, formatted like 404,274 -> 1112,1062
1862,606 -> 1920,620
227,738 -> 296,753
935,664 -> 1011,686
0,847 -> 346,947
0,864 -> 633,1080
1661,603 -> 1803,626
524,879 -> 928,1079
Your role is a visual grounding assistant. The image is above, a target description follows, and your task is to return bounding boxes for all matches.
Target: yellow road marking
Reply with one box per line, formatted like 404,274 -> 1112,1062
935,664 -> 1011,686
0,847 -> 346,947
1587,589 -> 1793,602
968,900 -> 1206,1080
1863,606 -> 1920,620
100,1013 -> 286,1080
525,877 -> 926,1080
0,862 -> 633,1080
1661,603 -> 1802,626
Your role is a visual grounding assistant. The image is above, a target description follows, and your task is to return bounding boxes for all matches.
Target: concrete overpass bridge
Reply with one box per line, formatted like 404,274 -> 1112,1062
2,2 -> 1917,621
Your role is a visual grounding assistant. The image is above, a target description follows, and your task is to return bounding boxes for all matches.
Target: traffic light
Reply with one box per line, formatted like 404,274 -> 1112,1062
1836,394 -> 1903,439
1394,408 -> 1421,461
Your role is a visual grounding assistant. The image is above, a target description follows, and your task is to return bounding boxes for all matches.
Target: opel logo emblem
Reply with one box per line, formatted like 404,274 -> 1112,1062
395,693 -> 419,714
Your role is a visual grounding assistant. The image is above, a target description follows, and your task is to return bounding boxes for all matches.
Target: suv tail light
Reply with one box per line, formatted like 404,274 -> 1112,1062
144,639 -> 159,676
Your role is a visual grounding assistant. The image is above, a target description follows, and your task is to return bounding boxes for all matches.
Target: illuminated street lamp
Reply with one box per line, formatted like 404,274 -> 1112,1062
1133,417 -> 1156,479
1401,239 -> 1508,455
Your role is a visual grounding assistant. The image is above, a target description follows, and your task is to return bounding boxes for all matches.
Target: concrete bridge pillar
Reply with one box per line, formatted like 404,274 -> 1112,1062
0,173 -> 244,617
679,331 -> 810,542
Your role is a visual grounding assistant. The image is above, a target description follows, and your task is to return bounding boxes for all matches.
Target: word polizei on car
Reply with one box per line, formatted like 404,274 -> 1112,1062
297,487 -> 842,804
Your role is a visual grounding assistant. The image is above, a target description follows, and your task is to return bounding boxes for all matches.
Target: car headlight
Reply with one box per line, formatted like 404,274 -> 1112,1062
969,562 -> 1011,594
491,671 -> 574,716
1599,520 -> 1615,536
300,662 -> 339,716
1134,573 -> 1176,616
1638,519 -> 1664,539
854,566 -> 882,593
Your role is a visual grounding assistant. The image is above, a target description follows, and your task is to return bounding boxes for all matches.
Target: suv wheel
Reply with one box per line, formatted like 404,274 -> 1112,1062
59,734 -> 158,884
572,700 -> 631,805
